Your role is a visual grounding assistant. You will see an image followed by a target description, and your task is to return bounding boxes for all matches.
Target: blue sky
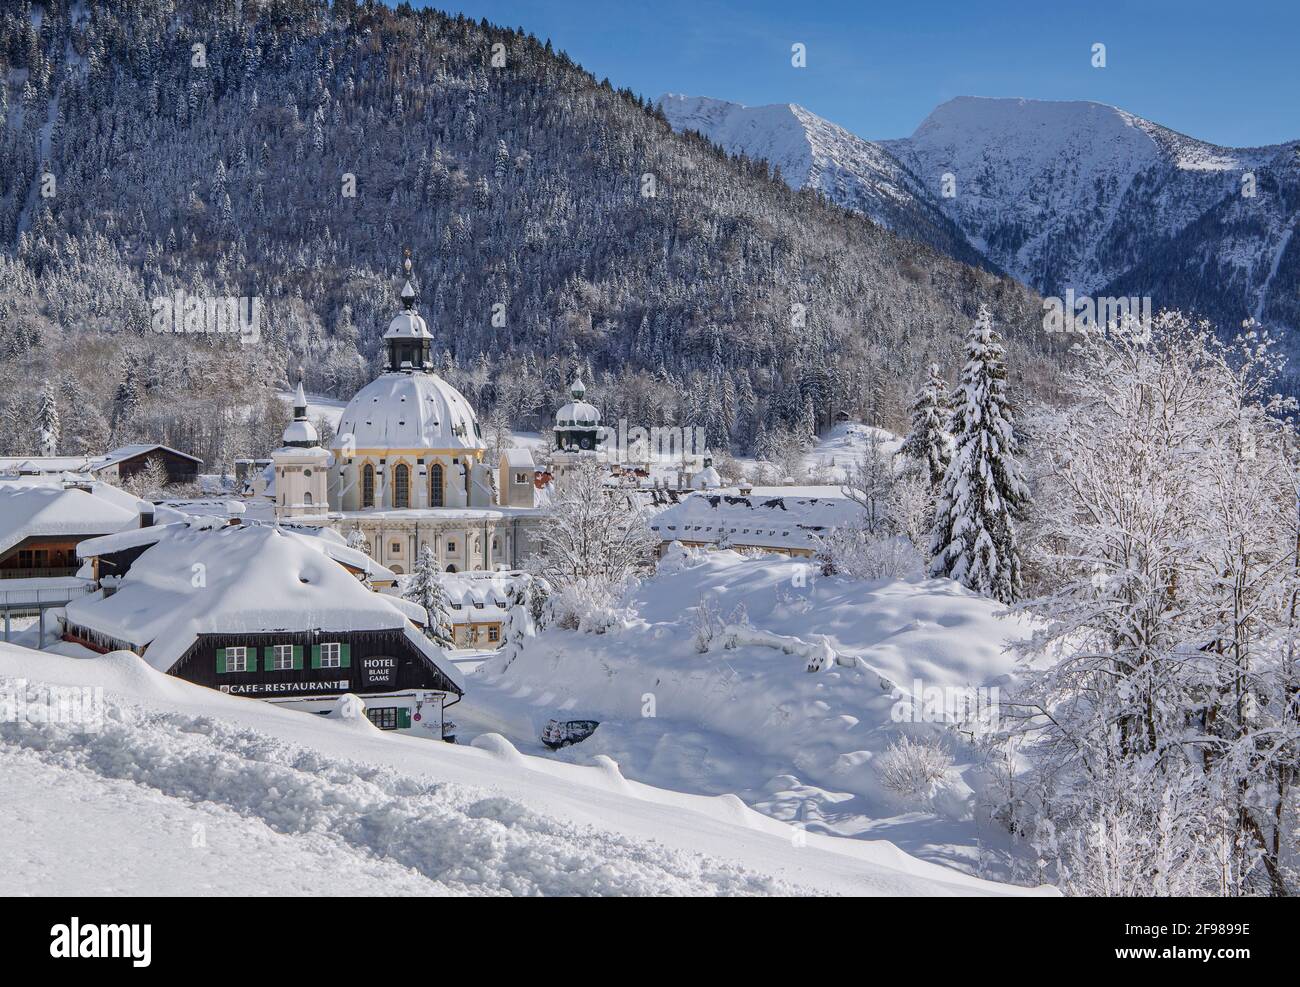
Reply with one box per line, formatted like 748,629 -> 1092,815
415,0 -> 1298,146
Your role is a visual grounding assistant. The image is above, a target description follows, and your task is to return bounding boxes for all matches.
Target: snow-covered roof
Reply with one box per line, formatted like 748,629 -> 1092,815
500,448 -> 536,468
97,443 -> 202,468
0,456 -> 96,474
332,372 -> 484,453
281,420 -> 321,446
395,569 -> 525,622
555,400 -> 601,428
77,518 -> 396,582
650,486 -> 866,552
383,307 -> 432,341
691,465 -> 722,489
0,483 -> 140,557
0,443 -> 202,477
65,522 -> 455,683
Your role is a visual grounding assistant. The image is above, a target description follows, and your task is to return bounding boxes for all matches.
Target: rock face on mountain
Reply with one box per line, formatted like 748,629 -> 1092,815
658,94 -> 989,269
664,93 -> 1300,337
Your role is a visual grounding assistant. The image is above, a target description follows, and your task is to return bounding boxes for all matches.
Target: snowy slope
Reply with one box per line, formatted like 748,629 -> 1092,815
658,94 -> 988,267
0,644 -> 1052,896
474,551 -> 1040,878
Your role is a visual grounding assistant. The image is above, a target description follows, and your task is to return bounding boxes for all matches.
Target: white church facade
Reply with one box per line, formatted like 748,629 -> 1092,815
268,258 -> 545,575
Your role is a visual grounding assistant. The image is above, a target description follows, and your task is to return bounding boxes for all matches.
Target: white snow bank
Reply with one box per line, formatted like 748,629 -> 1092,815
0,643 -> 1052,896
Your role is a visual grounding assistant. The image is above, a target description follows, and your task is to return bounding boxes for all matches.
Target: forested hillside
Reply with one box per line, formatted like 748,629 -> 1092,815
0,0 -> 1050,471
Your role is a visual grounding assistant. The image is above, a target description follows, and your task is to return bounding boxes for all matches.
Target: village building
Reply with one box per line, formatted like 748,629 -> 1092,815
435,569 -> 532,649
0,443 -> 202,486
66,518 -> 462,734
649,486 -> 868,558
0,478 -> 146,645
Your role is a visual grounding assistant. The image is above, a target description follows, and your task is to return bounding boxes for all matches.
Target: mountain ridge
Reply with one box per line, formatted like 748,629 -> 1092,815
661,92 -> 1300,339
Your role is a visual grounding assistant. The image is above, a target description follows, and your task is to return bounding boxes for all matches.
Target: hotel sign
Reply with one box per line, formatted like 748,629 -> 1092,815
361,656 -> 398,688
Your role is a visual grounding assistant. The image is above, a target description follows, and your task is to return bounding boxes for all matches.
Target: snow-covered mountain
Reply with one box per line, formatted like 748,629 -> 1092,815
658,94 -> 990,269
662,93 -> 1300,335
886,97 -> 1298,320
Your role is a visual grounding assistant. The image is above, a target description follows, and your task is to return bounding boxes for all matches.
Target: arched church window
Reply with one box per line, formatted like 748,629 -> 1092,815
362,464 -> 375,508
430,464 -> 444,507
394,464 -> 410,508
303,491 -> 313,506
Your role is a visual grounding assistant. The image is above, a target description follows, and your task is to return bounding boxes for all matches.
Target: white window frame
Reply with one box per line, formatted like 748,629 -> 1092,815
226,646 -> 248,672
320,642 -> 342,669
272,644 -> 295,670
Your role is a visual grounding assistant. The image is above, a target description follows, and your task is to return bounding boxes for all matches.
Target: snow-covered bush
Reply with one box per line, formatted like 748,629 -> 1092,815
818,529 -> 924,581
656,540 -> 693,576
875,734 -> 954,805
692,595 -> 722,653
549,576 -> 632,634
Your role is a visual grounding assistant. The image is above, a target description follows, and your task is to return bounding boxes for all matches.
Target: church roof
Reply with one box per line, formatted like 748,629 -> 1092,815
332,372 -> 484,453
383,308 -> 432,341
555,400 -> 601,428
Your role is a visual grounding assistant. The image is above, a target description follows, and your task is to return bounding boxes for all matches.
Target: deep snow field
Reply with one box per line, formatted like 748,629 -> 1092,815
467,549 -> 1038,878
0,639 -> 1053,896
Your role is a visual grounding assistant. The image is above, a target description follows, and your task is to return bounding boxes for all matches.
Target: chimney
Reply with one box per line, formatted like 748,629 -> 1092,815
139,504 -> 155,528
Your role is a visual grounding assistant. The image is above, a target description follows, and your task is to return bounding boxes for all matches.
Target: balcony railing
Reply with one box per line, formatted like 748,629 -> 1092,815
0,567 -> 81,580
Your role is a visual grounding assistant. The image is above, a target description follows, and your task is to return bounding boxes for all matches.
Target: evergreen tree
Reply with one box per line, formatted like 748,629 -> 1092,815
899,362 -> 952,489
37,380 -> 59,456
404,545 -> 455,647
928,306 -> 1028,603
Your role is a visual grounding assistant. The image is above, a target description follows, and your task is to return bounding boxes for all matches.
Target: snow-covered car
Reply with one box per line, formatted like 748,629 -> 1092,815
541,718 -> 600,750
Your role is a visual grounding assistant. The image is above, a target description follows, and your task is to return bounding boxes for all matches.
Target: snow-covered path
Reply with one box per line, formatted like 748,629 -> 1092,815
0,645 -> 1054,896
1253,214 -> 1297,322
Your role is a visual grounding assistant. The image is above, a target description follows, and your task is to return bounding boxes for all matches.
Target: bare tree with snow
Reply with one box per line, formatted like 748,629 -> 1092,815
996,312 -> 1300,896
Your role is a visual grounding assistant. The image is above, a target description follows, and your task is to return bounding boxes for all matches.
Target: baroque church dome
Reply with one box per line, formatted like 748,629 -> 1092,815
334,372 -> 484,453
331,252 -> 484,456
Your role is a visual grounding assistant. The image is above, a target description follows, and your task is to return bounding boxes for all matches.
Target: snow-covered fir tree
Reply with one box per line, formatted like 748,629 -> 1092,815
37,380 -> 59,457
899,363 -> 952,489
404,545 -> 455,648
928,306 -> 1029,603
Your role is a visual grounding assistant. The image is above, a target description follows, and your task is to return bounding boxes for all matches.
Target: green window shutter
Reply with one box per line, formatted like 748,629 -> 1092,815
216,647 -> 227,674
311,645 -> 321,669
263,646 -> 275,671
398,708 -> 411,729
292,645 -> 303,670
340,643 -> 351,668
